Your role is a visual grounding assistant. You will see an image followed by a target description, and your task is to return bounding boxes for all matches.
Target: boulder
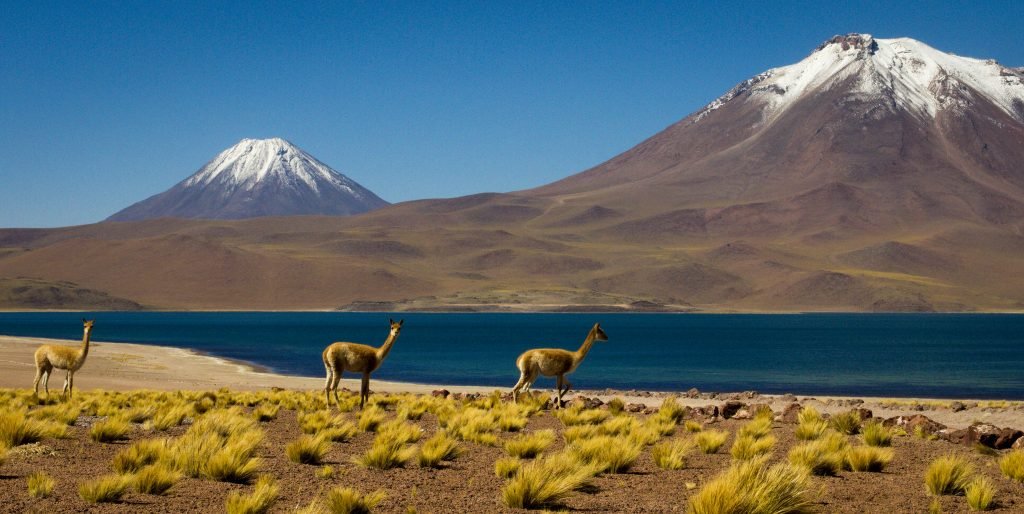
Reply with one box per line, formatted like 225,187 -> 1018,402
686,387 -> 701,399
780,393 -> 797,402
949,401 -> 966,412
1014,437 -> 1024,450
721,401 -> 746,419
853,408 -> 874,422
965,423 -> 1023,449
431,389 -> 450,398
625,403 -> 646,413
781,403 -> 803,424
571,396 -> 604,410
937,428 -> 967,444
732,409 -> 752,420
883,414 -> 946,436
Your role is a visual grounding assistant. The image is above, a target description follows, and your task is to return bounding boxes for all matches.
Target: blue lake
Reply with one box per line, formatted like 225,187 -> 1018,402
1,312 -> 1022,399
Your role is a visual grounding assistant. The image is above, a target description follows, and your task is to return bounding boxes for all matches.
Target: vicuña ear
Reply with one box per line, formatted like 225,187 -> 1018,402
82,318 -> 87,324
398,319 -> 404,326
389,318 -> 395,324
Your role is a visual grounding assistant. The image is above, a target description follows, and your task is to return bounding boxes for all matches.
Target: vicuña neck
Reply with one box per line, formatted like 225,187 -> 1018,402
376,331 -> 398,362
79,329 -> 92,361
573,328 -> 599,364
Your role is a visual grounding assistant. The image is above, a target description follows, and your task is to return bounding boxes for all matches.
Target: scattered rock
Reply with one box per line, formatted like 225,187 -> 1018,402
732,409 -> 751,420
625,403 -> 646,413
853,408 -> 874,422
780,393 -> 797,402
686,387 -> 701,398
1014,437 -> 1024,450
692,405 -> 719,419
781,403 -> 803,424
571,396 -> 604,410
743,390 -> 759,399
965,423 -> 1024,449
937,428 -> 967,443
949,401 -> 966,412
884,414 -> 946,436
642,407 -> 658,415
721,401 -> 746,419
431,389 -> 450,398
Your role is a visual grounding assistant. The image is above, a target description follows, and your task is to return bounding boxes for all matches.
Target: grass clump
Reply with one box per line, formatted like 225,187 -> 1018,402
688,455 -> 813,514
324,486 -> 386,514
845,446 -> 894,472
797,406 -> 822,425
501,452 -> 600,509
0,411 -> 65,447
965,477 -> 995,511
738,417 -> 773,439
861,421 -> 892,447
1000,450 -> 1024,482
27,471 -> 55,498
788,434 -> 848,476
356,431 -> 416,470
555,405 -> 610,426
684,420 -> 703,433
925,454 -> 974,496
607,398 -> 625,415
495,456 -> 522,478
286,435 -> 331,465
794,419 -> 828,441
657,397 -> 687,424
570,435 -> 642,473
151,405 -> 190,431
829,410 -> 862,435
652,439 -> 691,470
695,429 -> 729,454
322,421 -> 359,442
378,420 -> 422,444
123,405 -> 157,423
418,431 -> 461,468
225,475 -> 279,514
444,408 -> 499,445
90,417 -> 131,443
79,474 -> 133,503
730,434 -> 776,461
317,465 -> 335,479
204,434 -> 264,483
253,404 -> 279,422
135,464 -> 180,495
113,438 -> 170,473
505,430 -> 555,459
357,406 -> 388,432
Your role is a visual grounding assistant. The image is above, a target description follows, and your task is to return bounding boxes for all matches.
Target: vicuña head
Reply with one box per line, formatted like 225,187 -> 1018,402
33,318 -> 95,399
322,317 -> 404,409
511,322 -> 609,408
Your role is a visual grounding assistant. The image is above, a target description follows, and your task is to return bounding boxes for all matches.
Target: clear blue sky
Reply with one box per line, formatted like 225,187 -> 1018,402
2,1 -> 1022,227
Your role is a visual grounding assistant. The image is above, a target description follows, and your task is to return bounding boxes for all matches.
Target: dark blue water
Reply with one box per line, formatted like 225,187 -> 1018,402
1,312 -> 1022,399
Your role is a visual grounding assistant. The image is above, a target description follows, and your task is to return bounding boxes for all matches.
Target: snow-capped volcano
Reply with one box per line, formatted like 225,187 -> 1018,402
536,33 -> 1024,217
694,34 -> 1024,124
107,138 -> 388,221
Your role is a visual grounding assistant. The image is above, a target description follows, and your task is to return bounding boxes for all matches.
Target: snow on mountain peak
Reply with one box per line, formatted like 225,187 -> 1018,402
185,137 -> 355,195
693,34 -> 1024,124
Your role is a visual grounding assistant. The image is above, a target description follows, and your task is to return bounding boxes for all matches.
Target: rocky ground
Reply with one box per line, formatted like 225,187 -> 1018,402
1,388 -> 1023,513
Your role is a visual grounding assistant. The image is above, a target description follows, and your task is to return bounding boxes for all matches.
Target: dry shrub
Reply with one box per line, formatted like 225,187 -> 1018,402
225,475 -> 278,514
501,452 -> 600,509
505,430 -> 555,459
688,455 -> 813,514
925,454 -> 973,496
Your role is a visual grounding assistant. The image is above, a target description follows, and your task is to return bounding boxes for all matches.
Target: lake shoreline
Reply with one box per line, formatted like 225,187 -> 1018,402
1,334 -> 1022,430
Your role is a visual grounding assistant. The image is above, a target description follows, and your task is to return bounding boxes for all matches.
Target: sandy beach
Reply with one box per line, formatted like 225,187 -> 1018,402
2,334 -> 1021,431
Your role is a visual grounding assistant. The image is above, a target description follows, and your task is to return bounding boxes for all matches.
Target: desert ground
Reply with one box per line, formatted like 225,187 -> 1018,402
0,336 -> 1023,513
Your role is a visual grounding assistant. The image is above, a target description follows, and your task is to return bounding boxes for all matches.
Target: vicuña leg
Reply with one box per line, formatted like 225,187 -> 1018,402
42,370 -> 51,395
33,367 -> 44,396
324,363 -> 335,407
360,373 -> 370,409
68,371 -> 75,399
555,375 -> 565,409
511,371 -> 528,403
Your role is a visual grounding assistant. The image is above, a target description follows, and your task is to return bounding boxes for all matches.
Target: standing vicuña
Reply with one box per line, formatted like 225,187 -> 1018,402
322,318 -> 403,409
511,322 -> 608,409
33,319 -> 95,398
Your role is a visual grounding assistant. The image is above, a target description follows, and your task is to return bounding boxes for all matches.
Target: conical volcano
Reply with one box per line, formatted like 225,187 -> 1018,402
107,138 -> 388,221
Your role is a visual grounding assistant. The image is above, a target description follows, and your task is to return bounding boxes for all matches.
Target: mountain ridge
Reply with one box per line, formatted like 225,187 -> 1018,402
3,34 -> 1023,312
